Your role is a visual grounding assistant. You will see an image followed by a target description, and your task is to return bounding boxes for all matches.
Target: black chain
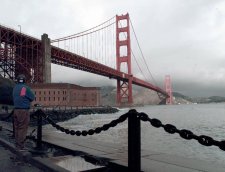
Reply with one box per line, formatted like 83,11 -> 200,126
35,109 -> 225,151
138,112 -> 225,151
36,109 -> 129,137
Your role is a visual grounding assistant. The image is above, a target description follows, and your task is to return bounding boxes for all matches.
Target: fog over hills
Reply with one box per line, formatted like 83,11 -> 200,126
101,86 -> 225,106
0,75 -> 224,106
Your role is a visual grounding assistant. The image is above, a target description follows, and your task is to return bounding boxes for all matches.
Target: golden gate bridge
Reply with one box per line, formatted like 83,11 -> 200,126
0,13 -> 172,105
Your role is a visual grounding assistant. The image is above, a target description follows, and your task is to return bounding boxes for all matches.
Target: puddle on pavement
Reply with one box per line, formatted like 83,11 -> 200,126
50,155 -> 104,171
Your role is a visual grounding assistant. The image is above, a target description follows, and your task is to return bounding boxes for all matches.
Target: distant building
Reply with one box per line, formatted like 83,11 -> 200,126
29,83 -> 100,107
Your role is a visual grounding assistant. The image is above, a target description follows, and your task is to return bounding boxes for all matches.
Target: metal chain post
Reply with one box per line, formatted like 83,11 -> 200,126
128,109 -> 141,172
32,108 -> 225,171
36,105 -> 43,150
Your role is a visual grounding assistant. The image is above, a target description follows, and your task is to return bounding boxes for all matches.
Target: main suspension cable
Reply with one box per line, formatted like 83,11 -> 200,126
129,18 -> 159,87
118,21 -> 147,78
52,22 -> 115,43
52,16 -> 116,43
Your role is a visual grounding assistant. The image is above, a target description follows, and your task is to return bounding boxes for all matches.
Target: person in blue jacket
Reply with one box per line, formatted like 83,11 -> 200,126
13,74 -> 35,151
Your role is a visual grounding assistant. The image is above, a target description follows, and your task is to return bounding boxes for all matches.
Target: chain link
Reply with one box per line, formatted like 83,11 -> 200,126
35,109 -> 129,137
138,112 -> 225,151
34,109 -> 225,151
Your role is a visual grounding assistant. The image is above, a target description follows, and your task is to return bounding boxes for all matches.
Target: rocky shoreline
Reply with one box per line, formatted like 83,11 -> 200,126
0,106 -> 119,127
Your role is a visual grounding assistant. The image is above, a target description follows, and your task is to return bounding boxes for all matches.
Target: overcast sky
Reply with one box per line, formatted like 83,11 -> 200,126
1,0 -> 225,97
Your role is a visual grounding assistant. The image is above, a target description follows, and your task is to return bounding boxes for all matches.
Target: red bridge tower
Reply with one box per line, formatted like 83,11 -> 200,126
165,75 -> 173,104
116,13 -> 132,105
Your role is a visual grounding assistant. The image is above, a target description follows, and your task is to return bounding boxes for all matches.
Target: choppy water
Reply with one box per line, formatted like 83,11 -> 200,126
45,103 -> 225,166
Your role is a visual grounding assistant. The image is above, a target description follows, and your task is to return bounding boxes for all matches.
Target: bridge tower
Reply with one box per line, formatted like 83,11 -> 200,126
165,75 -> 173,104
116,13 -> 132,105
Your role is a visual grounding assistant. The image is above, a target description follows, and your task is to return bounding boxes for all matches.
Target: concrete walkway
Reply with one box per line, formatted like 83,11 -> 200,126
0,122 -> 69,172
2,120 -> 225,172
42,130 -> 225,172
0,139 -> 42,172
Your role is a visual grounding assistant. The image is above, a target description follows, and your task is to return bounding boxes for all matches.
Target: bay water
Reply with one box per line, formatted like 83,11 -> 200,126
46,103 -> 225,166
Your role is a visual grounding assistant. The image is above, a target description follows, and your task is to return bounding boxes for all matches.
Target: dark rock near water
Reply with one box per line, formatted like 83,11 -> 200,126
1,106 -> 119,126
0,76 -> 15,105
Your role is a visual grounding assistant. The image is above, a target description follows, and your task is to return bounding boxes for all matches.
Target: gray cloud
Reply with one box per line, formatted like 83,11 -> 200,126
1,0 -> 225,97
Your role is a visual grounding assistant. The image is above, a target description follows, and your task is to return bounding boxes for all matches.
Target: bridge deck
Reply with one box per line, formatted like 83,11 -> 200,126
42,130 -> 225,172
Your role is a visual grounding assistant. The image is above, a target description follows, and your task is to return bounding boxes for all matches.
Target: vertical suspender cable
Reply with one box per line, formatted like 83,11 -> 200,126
90,32 -> 92,60
101,29 -> 103,64
113,23 -> 115,69
77,37 -> 78,55
82,36 -> 83,56
104,25 -> 106,65
130,18 -> 159,87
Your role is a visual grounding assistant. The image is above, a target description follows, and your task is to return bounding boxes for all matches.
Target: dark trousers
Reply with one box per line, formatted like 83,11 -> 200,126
13,109 -> 30,149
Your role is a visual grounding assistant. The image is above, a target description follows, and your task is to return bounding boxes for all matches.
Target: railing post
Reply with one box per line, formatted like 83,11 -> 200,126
12,110 -> 15,137
36,109 -> 43,150
128,109 -> 141,172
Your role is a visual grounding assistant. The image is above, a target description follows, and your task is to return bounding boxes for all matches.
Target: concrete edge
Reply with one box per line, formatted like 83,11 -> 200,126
0,137 -> 69,172
30,157 -> 70,172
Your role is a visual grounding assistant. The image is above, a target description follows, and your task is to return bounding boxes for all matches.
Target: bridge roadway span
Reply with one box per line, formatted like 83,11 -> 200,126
0,24 -> 168,96
42,130 -> 225,172
51,46 -> 167,96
